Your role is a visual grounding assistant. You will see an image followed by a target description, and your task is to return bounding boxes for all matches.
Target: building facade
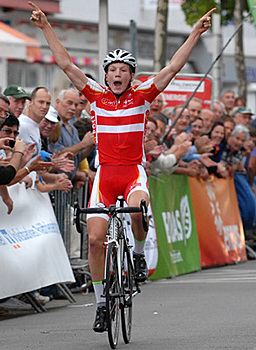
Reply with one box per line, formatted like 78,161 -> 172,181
0,0 -> 256,109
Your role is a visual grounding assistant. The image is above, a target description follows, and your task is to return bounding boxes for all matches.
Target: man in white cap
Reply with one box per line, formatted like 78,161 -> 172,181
233,107 -> 254,127
39,106 -> 75,174
39,106 -> 59,151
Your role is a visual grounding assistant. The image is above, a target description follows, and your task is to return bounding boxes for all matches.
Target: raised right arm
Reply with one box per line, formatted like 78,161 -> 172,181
29,1 -> 88,91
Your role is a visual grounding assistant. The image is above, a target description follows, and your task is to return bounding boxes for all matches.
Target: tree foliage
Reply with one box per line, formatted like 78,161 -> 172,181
181,0 -> 248,26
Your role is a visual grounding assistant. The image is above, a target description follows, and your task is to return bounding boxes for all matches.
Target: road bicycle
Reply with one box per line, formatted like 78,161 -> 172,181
74,196 -> 148,349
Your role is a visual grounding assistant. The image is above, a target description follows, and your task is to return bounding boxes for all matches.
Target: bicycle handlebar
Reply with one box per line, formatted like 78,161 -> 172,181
74,199 -> 148,233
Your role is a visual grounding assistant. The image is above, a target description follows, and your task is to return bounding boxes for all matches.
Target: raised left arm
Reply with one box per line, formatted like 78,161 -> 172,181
154,8 -> 216,91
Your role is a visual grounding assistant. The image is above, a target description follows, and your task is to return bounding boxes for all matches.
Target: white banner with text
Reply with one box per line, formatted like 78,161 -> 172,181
0,183 -> 75,299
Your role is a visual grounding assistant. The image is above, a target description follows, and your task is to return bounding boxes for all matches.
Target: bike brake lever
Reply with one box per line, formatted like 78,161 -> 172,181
140,199 -> 149,232
74,202 -> 82,233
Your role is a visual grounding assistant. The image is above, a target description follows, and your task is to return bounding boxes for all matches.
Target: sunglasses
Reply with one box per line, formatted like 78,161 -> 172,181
1,128 -> 19,137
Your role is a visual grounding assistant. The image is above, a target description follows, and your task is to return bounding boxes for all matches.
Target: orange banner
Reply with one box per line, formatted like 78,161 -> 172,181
189,176 -> 247,267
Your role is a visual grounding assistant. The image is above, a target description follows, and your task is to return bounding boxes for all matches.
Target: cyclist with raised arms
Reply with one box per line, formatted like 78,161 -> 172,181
29,1 -> 215,333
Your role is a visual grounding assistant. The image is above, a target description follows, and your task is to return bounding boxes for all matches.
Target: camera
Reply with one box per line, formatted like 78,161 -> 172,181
9,139 -> 16,148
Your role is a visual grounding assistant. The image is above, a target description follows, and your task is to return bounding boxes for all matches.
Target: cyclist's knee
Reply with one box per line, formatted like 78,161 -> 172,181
89,234 -> 105,253
128,190 -> 149,207
130,211 -> 142,224
88,218 -> 108,252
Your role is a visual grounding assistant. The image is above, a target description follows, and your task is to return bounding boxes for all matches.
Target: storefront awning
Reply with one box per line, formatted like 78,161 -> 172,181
0,22 -> 41,62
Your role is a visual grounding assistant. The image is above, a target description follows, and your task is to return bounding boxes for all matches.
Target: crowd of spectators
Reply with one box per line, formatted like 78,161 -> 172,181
1,80 -> 256,312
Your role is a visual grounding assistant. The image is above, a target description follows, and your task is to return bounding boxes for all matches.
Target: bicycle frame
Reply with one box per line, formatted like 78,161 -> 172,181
74,197 -> 148,348
103,199 -> 140,298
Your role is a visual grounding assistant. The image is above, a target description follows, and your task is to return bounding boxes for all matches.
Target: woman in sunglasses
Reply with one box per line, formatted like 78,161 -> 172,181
0,114 -> 27,186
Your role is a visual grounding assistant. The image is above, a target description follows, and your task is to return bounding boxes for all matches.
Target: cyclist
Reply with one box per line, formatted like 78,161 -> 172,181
29,1 -> 215,333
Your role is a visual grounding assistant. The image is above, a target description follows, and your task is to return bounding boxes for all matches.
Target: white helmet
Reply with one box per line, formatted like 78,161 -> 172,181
103,49 -> 137,72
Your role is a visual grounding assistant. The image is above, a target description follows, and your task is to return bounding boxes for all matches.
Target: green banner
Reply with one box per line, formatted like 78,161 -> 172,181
148,174 -> 201,279
247,0 -> 256,26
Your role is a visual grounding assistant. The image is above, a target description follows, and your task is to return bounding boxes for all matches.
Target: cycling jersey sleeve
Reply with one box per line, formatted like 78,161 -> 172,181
134,78 -> 161,104
80,78 -> 105,103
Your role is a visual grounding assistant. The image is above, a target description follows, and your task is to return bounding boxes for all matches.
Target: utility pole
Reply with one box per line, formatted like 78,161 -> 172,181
212,0 -> 222,100
99,0 -> 108,84
130,20 -> 138,60
234,0 -> 247,102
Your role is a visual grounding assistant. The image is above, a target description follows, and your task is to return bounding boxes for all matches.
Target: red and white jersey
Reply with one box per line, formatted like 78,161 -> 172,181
80,78 -> 160,166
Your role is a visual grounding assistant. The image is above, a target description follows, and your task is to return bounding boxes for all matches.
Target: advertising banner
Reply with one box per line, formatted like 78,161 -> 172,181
148,174 -> 201,279
136,73 -> 213,109
0,183 -> 75,299
189,177 -> 247,267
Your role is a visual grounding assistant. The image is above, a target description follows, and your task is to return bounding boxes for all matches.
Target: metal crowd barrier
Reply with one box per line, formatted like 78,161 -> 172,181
50,179 -> 90,260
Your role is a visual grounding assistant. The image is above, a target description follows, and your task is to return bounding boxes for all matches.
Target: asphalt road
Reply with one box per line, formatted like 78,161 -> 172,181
1,260 -> 256,350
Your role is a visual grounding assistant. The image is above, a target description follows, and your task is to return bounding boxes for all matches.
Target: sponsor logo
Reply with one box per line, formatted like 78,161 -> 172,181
205,182 -> 242,251
162,195 -> 192,245
123,97 -> 134,107
101,98 -> 116,106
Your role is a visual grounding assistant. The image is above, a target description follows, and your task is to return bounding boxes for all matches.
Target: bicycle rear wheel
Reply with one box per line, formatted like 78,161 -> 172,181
105,242 -> 120,349
121,246 -> 133,343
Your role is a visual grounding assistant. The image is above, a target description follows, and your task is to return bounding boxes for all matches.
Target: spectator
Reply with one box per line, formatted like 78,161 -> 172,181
219,89 -> 235,116
234,96 -> 245,108
0,114 -> 52,210
39,106 -> 75,176
0,114 -> 51,173
161,106 -> 174,125
201,108 -> 215,133
49,88 -> 94,184
35,170 -> 72,193
19,87 -> 51,159
208,121 -> 226,161
247,145 -> 256,195
3,85 -> 30,118
18,88 -> 68,194
221,115 -> 236,139
220,124 -> 250,175
189,117 -> 203,143
172,105 -> 190,135
0,93 -> 10,123
72,117 -> 94,189
0,137 -> 26,185
40,106 -> 60,152
150,93 -> 165,116
75,92 -> 90,120
154,112 -> 168,143
202,121 -> 228,178
233,107 -> 254,127
187,97 -> 202,123
144,117 -> 163,175
145,116 -> 158,144
151,133 -> 192,176
73,117 -> 93,141
213,100 -> 224,121
165,105 -> 190,148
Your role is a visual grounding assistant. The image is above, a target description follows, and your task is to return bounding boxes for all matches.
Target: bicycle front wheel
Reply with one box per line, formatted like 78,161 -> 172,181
105,242 -> 120,349
121,246 -> 133,343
